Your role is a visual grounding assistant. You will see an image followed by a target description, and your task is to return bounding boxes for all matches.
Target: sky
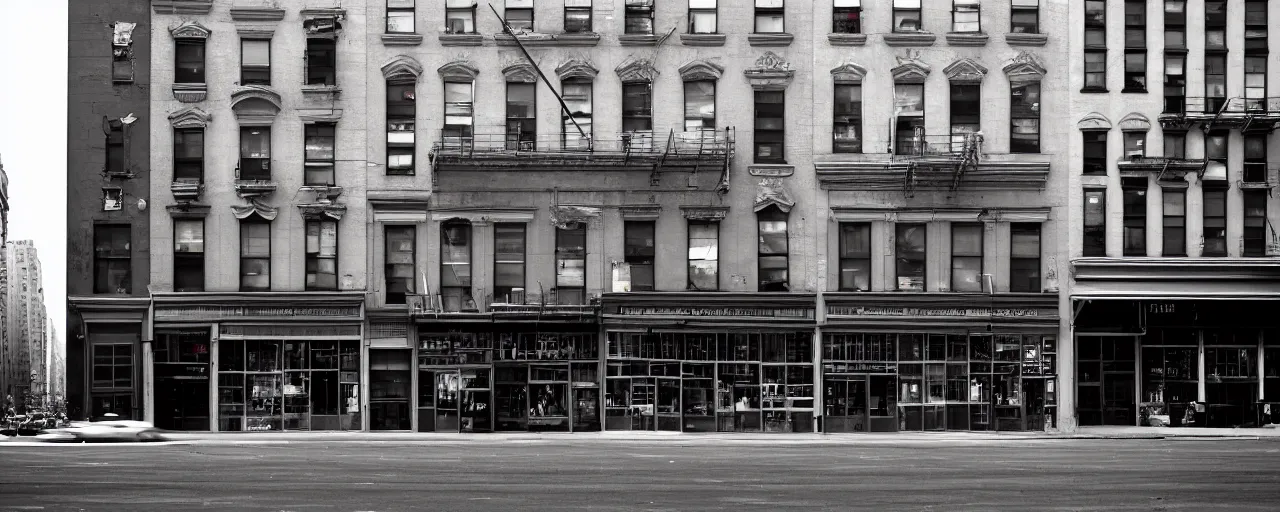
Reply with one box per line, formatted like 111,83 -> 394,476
0,2 -> 68,338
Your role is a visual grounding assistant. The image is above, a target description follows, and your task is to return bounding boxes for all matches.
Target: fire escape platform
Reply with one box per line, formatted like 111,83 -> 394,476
816,159 -> 1049,191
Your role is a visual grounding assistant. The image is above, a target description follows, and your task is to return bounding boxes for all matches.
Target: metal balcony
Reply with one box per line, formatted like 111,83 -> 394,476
1160,96 -> 1280,132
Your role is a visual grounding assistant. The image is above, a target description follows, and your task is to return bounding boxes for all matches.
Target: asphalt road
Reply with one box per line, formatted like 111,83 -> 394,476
2,439 -> 1279,511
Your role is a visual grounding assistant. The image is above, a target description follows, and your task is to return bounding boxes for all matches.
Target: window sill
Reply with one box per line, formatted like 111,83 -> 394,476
1005,32 -> 1048,47
748,33 -> 794,47
1080,87 -> 1110,94
945,32 -> 989,47
1121,88 -> 1149,94
680,33 -> 727,47
882,32 -> 937,47
301,85 -> 342,97
381,33 -> 423,46
827,33 -> 867,46
170,181 -> 204,202
494,32 -> 600,47
439,33 -> 483,46
229,7 -> 285,21
172,83 -> 207,103
1164,46 -> 1188,53
619,33 -> 660,46
748,165 -> 794,177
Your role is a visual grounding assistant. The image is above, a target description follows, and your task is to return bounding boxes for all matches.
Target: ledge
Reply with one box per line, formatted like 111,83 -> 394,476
230,7 -> 285,21
554,32 -> 601,46
439,33 -> 483,46
166,202 -> 210,219
748,33 -> 794,47
381,33 -> 424,46
152,0 -> 212,15
827,33 -> 868,46
172,83 -> 207,103
301,85 -> 341,97
619,34 -> 660,46
680,33 -> 727,47
882,32 -> 936,47
815,159 -> 1050,191
945,32 -> 989,47
1072,257 -> 1280,282
1005,32 -> 1049,47
170,181 -> 203,202
748,165 -> 794,177
494,32 -> 599,47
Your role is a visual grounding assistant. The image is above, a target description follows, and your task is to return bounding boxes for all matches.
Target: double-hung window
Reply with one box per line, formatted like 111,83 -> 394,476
684,81 -> 716,131
384,226 -> 416,305
895,224 -> 926,291
1121,178 -> 1147,256
952,0 -> 980,33
175,38 -> 205,84
565,0 -> 592,33
387,83 -> 416,175
94,224 -> 131,294
949,84 -> 980,152
893,0 -> 922,32
1010,223 -> 1041,292
1162,190 -> 1186,256
894,83 -> 925,155
1123,0 -> 1146,93
622,82 -> 653,133
1244,134 -> 1268,183
1244,0 -> 1267,111
505,0 -> 534,32
240,220 -> 271,292
1202,187 -> 1228,256
1083,189 -> 1107,257
838,223 -> 871,291
306,220 -> 338,291
1082,131 -> 1107,175
174,128 -> 204,182
506,83 -> 536,149
446,0 -> 478,33
1011,0 -> 1039,33
624,221 -> 656,291
239,127 -> 271,181
240,39 -> 270,86
440,221 -> 474,311
757,207 -> 789,292
689,0 -> 718,34
833,83 -> 862,153
443,81 -> 474,142
1083,0 -> 1107,90
1010,82 -> 1040,153
625,0 -> 655,35
555,224 -> 587,305
562,80 -> 593,149
951,223 -> 983,292
1205,131 -> 1228,182
755,0 -> 784,33
305,37 -> 336,86
1163,132 -> 1186,158
688,221 -> 719,290
1204,1 -> 1227,112
1244,191 -> 1270,257
304,124 -> 336,186
174,219 -> 205,292
106,119 -> 125,175
387,0 -> 415,33
494,223 -> 527,302
833,0 -> 861,34
754,91 -> 785,163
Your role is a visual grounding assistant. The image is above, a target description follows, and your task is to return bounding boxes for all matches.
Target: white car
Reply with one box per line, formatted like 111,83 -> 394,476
35,417 -> 166,443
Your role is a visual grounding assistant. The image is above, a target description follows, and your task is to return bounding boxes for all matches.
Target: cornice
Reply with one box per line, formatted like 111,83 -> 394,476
153,1 -> 213,15
229,7 -> 286,22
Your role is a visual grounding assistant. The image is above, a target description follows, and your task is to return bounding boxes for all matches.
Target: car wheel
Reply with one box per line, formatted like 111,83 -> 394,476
137,431 -> 161,442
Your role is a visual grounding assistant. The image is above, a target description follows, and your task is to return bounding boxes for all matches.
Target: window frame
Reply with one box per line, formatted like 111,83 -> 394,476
305,37 -> 337,87
1011,0 -> 1039,34
506,82 -> 537,149
174,219 -> 205,293
949,83 -> 981,152
893,82 -> 925,155
303,123 -> 337,187
445,0 -> 478,34
757,207 -> 790,292
93,224 -> 132,295
555,223 -> 588,305
239,39 -> 271,86
384,225 -> 416,305
443,80 -> 475,141
892,0 -> 923,33
1243,190 -> 1270,257
624,221 -> 657,292
951,223 -> 984,292
239,127 -> 271,181
689,0 -> 719,34
1202,186 -> 1228,257
1083,189 -> 1107,257
753,90 -> 786,164
1244,133 -> 1268,183
1010,82 -> 1041,153
688,220 -> 720,291
175,39 -> 206,84
561,79 -> 594,149
754,0 -> 785,34
494,223 -> 527,302
622,81 -> 654,134
1162,189 -> 1186,257
564,0 -> 593,33
833,83 -> 862,154
305,219 -> 339,291
386,82 -> 417,176
625,0 -> 655,35
505,0 -> 535,32
173,127 -> 204,183
1121,179 -> 1148,256
895,223 -> 927,292
833,0 -> 862,34
1009,223 -> 1042,292
1082,131 -> 1108,175
1123,0 -> 1147,93
838,222 -> 871,292
952,0 -> 981,34
684,80 -> 716,132
440,220 -> 474,311
239,219 -> 272,292
106,119 -> 125,175
91,343 -> 134,392
387,0 -> 416,34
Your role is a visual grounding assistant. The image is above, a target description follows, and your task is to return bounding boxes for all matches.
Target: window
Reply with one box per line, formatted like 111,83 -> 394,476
446,0 -> 477,33
93,224 -> 131,294
1202,187 -> 1227,256
555,224 -> 587,305
175,39 -> 205,84
440,221 -> 473,311
239,127 -> 271,180
385,226 -> 416,305
1205,55 -> 1227,113
1083,189 -> 1107,257
494,223 -> 526,302
106,119 -> 125,175
1010,223 -> 1041,292
626,0 -> 655,34
306,220 -> 338,291
1123,1 -> 1146,92
1164,0 -> 1185,48
1083,0 -> 1107,90
240,220 -> 271,291
506,83 -> 536,149
1245,134 -> 1268,183
103,188 -> 122,211
833,84 -> 862,153
1082,132 -> 1107,175
1205,131 -> 1228,179
624,221 -> 656,291
306,38 -> 336,86
1122,179 -> 1147,256
506,0 -> 534,32
240,39 -> 270,85
951,224 -> 983,292
443,81 -> 474,141
1010,82 -> 1040,153
895,223 -> 926,291
838,223 -> 871,291
622,82 -> 653,133
173,128 -> 204,182
174,220 -> 204,292
565,0 -> 592,33
92,343 -> 133,390
1245,191 -> 1270,257
1123,131 -> 1145,158
950,84 -> 980,152
112,23 -> 135,82
1162,190 -> 1186,256
758,207 -> 789,292
894,83 -> 925,154
304,124 -> 336,186
1163,132 -> 1185,158
1124,52 -> 1146,93
755,0 -> 784,33
688,221 -> 719,291
684,81 -> 716,131
1205,1 -> 1226,50
387,0 -> 415,33
893,0 -> 922,32
1084,51 -> 1107,90
833,0 -> 861,34
953,0 -> 980,33
1011,0 -> 1039,33
1245,0 -> 1268,53
562,80 -> 593,149
1164,53 -> 1186,113
387,83 -> 416,175
754,91 -> 785,163
689,0 -> 718,34
1245,56 -> 1267,111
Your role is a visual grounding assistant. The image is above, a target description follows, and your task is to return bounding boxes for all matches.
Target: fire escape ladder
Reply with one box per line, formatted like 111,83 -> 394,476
716,127 -> 734,195
904,161 -> 918,198
651,129 -> 675,186
488,5 -> 587,141
1156,159 -> 1172,182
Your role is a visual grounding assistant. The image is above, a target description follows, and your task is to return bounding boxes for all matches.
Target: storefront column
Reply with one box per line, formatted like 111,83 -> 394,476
142,340 -> 154,424
362,338 -> 371,432
1259,335 -> 1266,402
1132,337 -> 1141,427
1198,330 -> 1207,403
814,292 -> 826,433
208,324 -> 219,432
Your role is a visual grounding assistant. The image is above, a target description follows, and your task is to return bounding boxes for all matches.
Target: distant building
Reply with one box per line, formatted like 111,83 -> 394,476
4,241 -> 47,412
0,155 -> 9,406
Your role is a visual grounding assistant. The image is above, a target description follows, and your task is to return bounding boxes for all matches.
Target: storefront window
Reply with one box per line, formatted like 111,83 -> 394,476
370,349 -> 410,430
219,339 -> 360,432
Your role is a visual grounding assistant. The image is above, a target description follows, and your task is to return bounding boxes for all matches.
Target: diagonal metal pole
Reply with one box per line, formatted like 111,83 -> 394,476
488,3 -> 586,139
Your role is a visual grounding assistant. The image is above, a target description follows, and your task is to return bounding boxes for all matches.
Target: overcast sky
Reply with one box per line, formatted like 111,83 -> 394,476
0,2 -> 68,337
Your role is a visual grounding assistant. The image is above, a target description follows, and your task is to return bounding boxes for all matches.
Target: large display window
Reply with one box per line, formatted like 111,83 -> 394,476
218,339 -> 360,431
154,329 -> 211,431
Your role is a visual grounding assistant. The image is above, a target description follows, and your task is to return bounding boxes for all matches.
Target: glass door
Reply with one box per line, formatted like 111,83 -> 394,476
867,374 -> 897,432
682,363 -> 715,432
494,364 -> 528,431
823,374 -> 867,433
630,377 -> 655,430
435,371 -> 460,432
417,370 -> 435,432
370,349 -> 411,430
460,368 -> 491,433
571,362 -> 600,432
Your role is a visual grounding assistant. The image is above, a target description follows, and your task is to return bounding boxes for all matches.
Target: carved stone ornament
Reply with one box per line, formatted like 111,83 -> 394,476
299,203 -> 347,221
680,206 -> 728,222
615,57 -> 658,83
618,204 -> 661,220
170,20 -> 211,40
744,51 -> 794,91
1003,51 -> 1047,84
231,200 -> 279,221
168,107 -> 211,129
437,59 -> 479,82
502,61 -> 539,83
550,205 -> 602,229
230,85 -> 282,123
754,178 -> 795,213
381,55 -> 424,83
891,50 -> 931,83
943,58 -> 988,83
1119,112 -> 1152,132
1077,112 -> 1113,131
555,59 -> 599,81
830,62 -> 868,83
678,59 -> 724,82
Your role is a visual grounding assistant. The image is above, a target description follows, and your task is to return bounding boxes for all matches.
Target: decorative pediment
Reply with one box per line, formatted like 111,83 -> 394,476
167,107 -> 211,129
502,62 -> 538,83
618,204 -> 661,220
170,20 -> 211,40
550,205 -> 602,229
299,204 -> 347,221
437,59 -> 479,82
744,51 -> 794,91
830,62 -> 868,83
754,178 -> 795,213
615,57 -> 658,83
1003,51 -> 1047,83
679,59 -> 724,81
381,55 -> 423,83
891,54 -> 931,83
231,201 -> 278,221
555,59 -> 598,81
1119,112 -> 1152,132
1078,112 -> 1113,131
230,86 -> 282,123
943,58 -> 988,83
680,206 -> 728,222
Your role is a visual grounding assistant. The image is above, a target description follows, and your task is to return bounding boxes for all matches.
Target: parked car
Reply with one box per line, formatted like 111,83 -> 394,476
34,414 -> 167,443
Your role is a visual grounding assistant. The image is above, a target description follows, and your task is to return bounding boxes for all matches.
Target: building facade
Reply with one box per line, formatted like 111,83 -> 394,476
1066,0 -> 1280,429
66,0 -> 153,421
5,241 -> 49,412
0,156 -> 10,407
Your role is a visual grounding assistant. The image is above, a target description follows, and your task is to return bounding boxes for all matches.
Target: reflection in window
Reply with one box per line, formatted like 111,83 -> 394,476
174,219 -> 205,293
688,221 -> 719,291
305,220 -> 338,291
494,223 -> 526,303
624,221 -> 656,291
386,83 -> 416,175
240,220 -> 271,291
561,80 -> 593,149
834,83 -> 862,153
689,0 -> 718,34
1011,0 -> 1039,33
833,0 -> 861,34
304,123 -> 336,186
896,223 -> 926,291
1010,223 -> 1041,292
839,223 -> 871,291
443,81 -> 474,141
240,39 -> 270,85
505,0 -> 534,31
758,207 -> 789,291
952,0 -> 980,33
894,83 -> 924,154
564,0 -> 592,33
556,224 -> 587,305
951,223 -> 983,292
625,0 -> 654,34
94,224 -> 131,294
239,127 -> 271,180
387,0 -> 416,33
684,81 -> 716,131
441,221 -> 474,312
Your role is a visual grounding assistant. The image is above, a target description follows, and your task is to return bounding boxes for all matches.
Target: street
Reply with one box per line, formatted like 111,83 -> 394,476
1,438 -> 1279,511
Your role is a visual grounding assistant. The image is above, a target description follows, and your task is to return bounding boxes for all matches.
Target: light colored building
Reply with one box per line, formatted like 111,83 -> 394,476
5,241 -> 48,411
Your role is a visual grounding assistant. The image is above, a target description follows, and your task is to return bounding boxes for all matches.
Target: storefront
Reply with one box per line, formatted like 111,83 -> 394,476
68,297 -> 151,422
822,293 -> 1060,432
150,292 -> 366,432
413,304 -> 601,433
600,293 -> 819,433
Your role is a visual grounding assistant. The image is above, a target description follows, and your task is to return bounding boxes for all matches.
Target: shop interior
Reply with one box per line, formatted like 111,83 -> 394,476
216,339 -> 361,431
153,329 -> 211,431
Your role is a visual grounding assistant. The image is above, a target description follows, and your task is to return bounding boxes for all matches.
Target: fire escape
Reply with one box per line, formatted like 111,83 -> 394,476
889,129 -> 983,198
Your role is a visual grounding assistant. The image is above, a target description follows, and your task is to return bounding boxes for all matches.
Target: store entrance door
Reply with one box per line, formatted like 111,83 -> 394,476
1076,336 -> 1138,426
154,363 -> 210,431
